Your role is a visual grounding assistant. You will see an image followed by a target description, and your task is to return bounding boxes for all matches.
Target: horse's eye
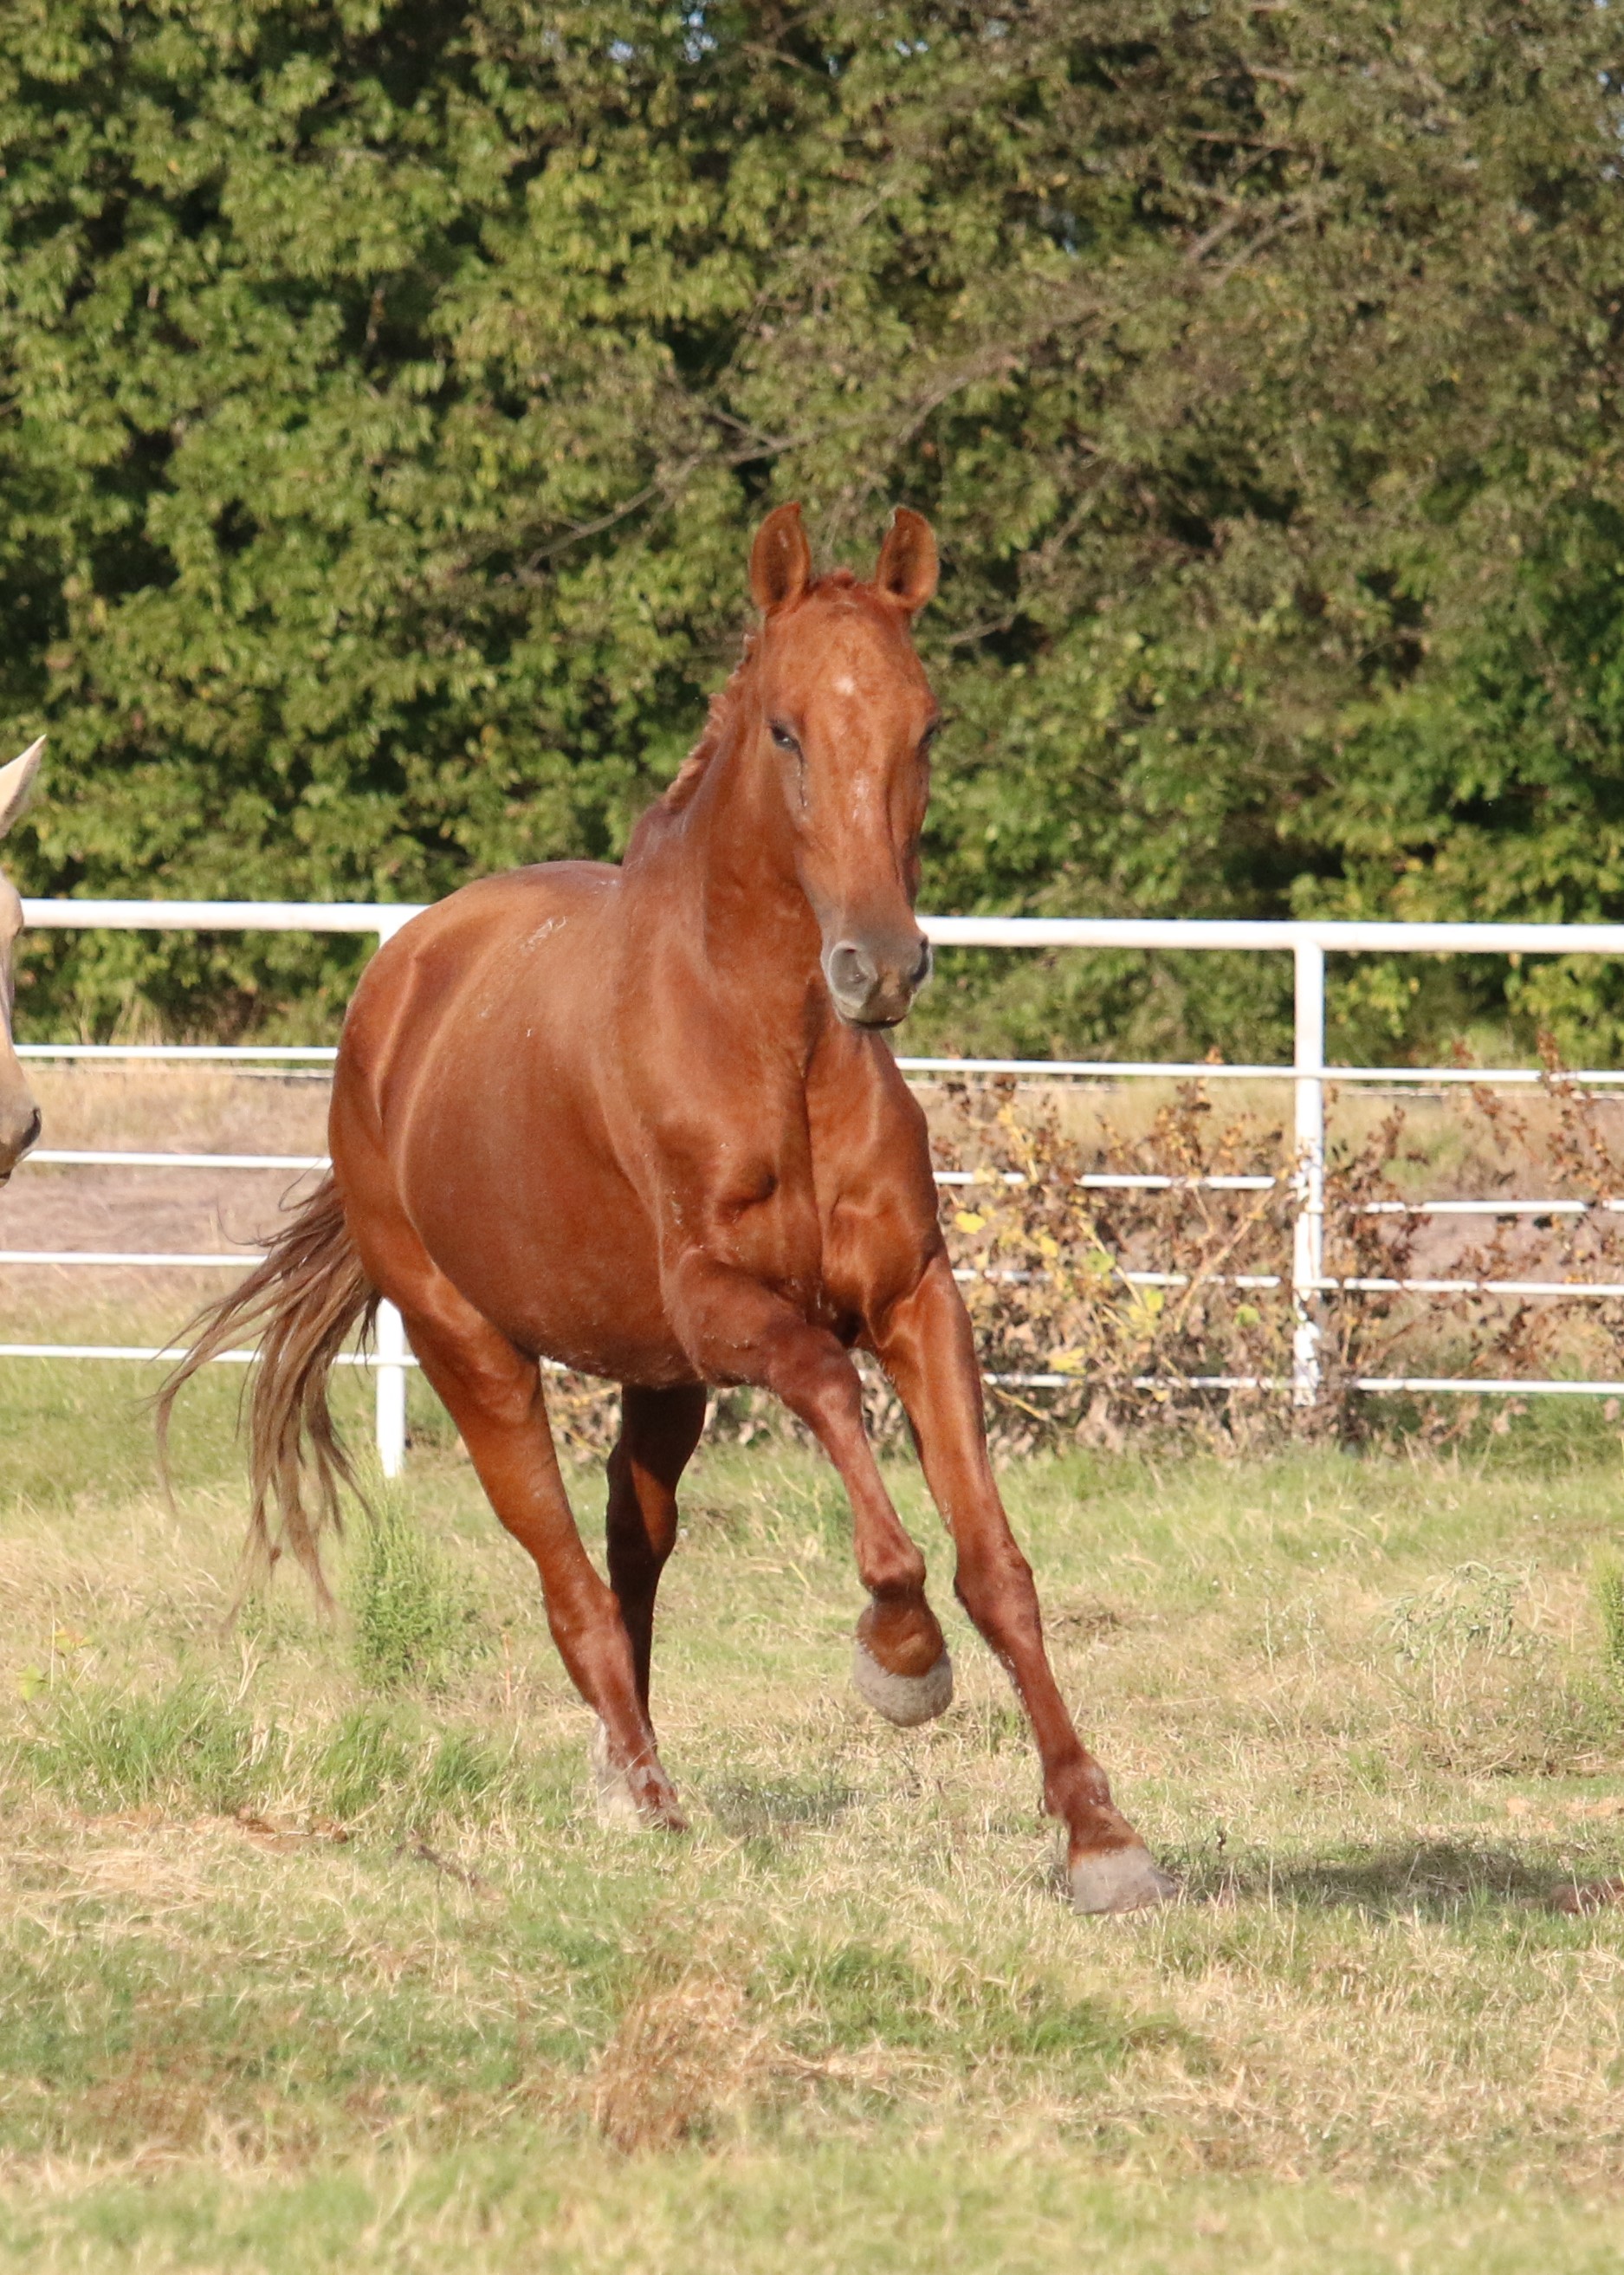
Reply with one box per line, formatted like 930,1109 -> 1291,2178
768,720 -> 802,756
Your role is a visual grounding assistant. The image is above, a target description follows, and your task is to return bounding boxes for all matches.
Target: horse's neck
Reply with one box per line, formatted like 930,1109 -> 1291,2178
657,710 -> 825,1032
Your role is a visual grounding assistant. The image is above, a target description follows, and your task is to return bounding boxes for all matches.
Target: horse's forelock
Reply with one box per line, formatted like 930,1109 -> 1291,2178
647,568 -> 900,828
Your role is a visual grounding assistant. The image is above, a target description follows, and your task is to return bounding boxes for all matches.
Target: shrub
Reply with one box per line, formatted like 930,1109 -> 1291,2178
534,1051 -> 1624,1462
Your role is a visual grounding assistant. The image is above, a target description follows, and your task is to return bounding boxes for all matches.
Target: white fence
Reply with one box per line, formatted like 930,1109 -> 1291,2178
10,899 -> 1624,1473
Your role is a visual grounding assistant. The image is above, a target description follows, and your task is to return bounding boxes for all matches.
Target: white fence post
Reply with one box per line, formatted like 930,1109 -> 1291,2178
366,909 -> 417,1478
374,1297 -> 409,1479
1292,941 -> 1326,1407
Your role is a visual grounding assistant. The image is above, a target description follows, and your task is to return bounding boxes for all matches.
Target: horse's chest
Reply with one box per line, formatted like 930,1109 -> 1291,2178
707,1159 -> 913,1327
710,1165 -> 826,1288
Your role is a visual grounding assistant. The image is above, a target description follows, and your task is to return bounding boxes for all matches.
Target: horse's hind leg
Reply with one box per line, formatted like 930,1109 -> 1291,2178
362,1240 -> 685,1829
605,1383 -> 707,1714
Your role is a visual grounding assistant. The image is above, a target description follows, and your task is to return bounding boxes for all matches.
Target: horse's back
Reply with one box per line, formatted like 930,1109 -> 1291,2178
343,862 -> 618,1091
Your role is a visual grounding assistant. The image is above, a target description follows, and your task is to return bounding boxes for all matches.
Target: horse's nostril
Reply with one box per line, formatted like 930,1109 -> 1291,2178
23,1107 -> 41,1150
910,938 -> 934,990
828,941 -> 878,1000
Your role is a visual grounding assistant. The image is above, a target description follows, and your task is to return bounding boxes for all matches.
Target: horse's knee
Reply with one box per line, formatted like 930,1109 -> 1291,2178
954,1543 -> 1042,1650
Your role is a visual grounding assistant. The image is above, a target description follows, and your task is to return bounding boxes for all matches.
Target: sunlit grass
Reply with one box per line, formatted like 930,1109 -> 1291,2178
0,1339 -> 1619,2268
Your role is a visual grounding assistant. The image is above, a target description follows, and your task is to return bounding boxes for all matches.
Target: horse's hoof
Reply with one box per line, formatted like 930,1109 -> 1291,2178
1068,1844 -> 1179,1915
851,1640 -> 954,1727
589,1719 -> 644,1830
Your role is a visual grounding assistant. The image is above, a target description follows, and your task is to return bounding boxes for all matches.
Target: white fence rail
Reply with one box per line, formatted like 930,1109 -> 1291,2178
11,899 -> 1624,1471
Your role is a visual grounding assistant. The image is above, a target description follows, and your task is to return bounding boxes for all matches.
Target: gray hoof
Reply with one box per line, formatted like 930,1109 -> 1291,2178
589,1719 -> 642,1830
851,1641 -> 954,1727
1069,1844 -> 1179,1915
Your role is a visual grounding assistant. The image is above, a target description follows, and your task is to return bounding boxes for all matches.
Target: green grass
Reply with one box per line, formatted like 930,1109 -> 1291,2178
0,1349 -> 1620,2269
1597,1556 -> 1624,1685
346,1492 -> 488,1692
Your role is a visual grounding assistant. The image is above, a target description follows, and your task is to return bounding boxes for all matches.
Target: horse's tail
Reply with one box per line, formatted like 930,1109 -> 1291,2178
157,1175 -> 378,1602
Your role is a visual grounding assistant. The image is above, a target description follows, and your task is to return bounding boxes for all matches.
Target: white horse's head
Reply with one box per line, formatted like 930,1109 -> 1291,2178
0,738 -> 44,1180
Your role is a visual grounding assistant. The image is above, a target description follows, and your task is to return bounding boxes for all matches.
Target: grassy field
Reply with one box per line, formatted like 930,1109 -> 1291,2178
0,1342 -> 1620,2270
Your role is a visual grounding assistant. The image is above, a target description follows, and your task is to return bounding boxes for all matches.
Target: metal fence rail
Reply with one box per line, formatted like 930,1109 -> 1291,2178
13,898 -> 1624,1470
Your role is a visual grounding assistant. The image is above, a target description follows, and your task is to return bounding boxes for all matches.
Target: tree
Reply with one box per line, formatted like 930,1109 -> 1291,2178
2,3 -> 1621,1056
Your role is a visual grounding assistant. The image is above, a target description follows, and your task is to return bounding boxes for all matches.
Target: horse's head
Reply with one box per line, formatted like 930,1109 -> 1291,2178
0,739 -> 44,1181
748,504 -> 940,1029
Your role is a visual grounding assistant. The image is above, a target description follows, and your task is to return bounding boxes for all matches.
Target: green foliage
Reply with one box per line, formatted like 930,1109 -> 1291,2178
2,3 -> 1624,1057
772,1938 -> 1183,2071
346,1497 -> 483,1692
310,1705 -> 534,1826
5,1410 -> 1624,2255
7,1679 -> 539,1830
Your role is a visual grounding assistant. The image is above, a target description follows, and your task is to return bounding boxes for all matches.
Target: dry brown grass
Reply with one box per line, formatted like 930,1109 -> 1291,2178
10,1057 -> 1624,1419
22,1060 -> 329,1159
588,1961 -> 767,2153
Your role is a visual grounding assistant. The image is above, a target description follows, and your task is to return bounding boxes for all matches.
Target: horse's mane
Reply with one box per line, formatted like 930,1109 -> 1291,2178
659,636 -> 756,818
641,568 -> 862,833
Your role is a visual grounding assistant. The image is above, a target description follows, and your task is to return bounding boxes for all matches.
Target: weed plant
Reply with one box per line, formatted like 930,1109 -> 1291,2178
538,1053 -> 1624,1468
346,1494 -> 486,1692
10,1676 -> 279,1816
7,1681 -> 551,1844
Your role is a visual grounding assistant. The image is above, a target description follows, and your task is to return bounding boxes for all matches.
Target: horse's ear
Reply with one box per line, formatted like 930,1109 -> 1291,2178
749,502 -> 812,613
0,738 -> 44,841
874,508 -> 938,615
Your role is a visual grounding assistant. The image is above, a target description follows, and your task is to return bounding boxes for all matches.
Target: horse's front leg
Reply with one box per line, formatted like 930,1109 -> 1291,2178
872,1250 -> 1176,1914
667,1257 -> 953,1724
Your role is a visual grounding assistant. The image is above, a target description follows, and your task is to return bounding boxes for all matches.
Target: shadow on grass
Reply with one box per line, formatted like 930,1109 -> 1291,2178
1197,1841 -> 1563,1919
702,1774 -> 859,1838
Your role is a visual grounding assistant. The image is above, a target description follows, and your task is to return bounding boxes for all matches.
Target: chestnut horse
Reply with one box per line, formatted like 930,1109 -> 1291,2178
0,739 -> 46,1183
165,509 -> 1174,1914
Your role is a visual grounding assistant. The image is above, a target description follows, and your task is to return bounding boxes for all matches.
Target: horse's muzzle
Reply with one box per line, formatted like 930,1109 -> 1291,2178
825,932 -> 934,1029
0,1102 -> 42,1183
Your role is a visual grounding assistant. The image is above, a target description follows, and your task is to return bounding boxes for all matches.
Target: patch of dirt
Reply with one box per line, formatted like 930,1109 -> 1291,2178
232,1808 -> 351,1853
1552,1876 -> 1624,1913
1047,1598 -> 1129,1639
